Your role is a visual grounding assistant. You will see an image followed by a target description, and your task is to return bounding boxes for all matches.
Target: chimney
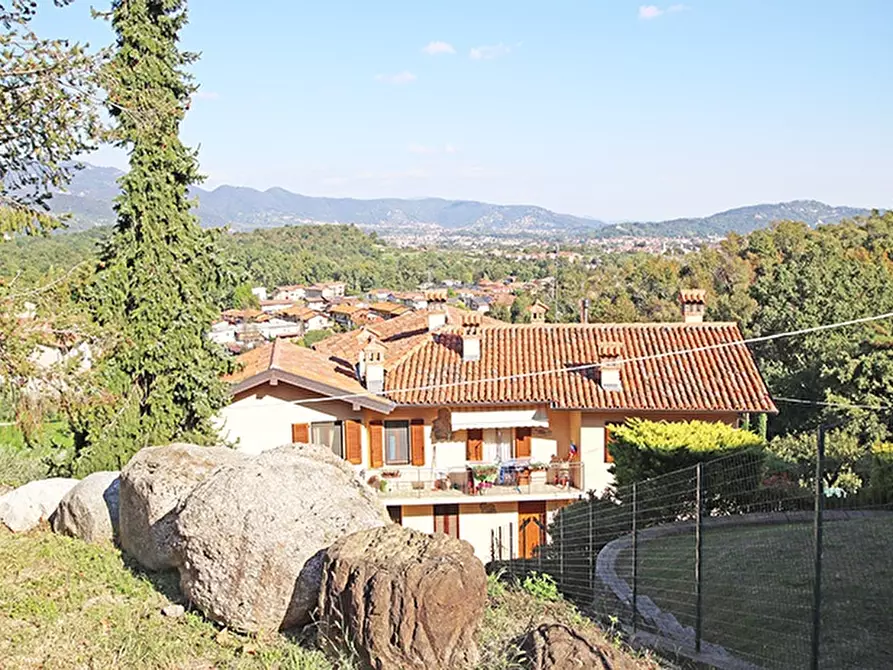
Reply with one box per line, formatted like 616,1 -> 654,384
359,337 -> 386,393
461,312 -> 482,362
425,289 -> 448,332
598,341 -> 624,392
680,289 -> 707,324
528,300 -> 549,324
580,298 -> 590,325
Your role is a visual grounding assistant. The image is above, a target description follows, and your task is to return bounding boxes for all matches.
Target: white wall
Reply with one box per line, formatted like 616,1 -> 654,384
216,382 -> 361,455
579,414 -> 613,495
458,501 -> 518,563
400,505 -> 433,534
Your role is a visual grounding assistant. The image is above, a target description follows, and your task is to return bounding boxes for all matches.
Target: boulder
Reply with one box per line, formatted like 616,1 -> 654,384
175,444 -> 389,633
50,471 -> 120,544
520,623 -> 611,670
0,478 -> 79,532
118,443 -> 245,570
318,524 -> 487,670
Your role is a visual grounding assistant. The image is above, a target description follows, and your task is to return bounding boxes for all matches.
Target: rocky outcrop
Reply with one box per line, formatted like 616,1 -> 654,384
175,444 -> 389,633
318,524 -> 487,670
0,478 -> 79,532
118,443 -> 245,570
520,623 -> 611,670
50,471 -> 120,544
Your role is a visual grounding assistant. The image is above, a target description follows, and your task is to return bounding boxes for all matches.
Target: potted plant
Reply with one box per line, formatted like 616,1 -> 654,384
528,462 -> 549,486
380,469 -> 401,479
517,468 -> 531,486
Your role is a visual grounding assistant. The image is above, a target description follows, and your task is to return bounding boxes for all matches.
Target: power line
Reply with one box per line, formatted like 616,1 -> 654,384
774,396 -> 893,413
265,310 -> 893,407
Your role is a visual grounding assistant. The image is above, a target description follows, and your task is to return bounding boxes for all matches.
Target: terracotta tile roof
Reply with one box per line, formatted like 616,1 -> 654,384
368,301 -> 411,316
383,322 -> 776,413
329,303 -> 361,315
315,307 -> 502,373
281,305 -> 318,321
225,338 -> 367,397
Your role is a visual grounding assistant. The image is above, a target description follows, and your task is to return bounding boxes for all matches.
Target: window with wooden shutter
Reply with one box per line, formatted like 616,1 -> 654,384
345,419 -> 362,465
466,428 -> 483,461
369,420 -> 384,468
291,423 -> 310,443
515,427 -> 532,458
604,423 -> 616,463
410,419 -> 425,466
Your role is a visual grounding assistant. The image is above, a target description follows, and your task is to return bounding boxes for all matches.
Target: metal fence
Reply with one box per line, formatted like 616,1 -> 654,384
489,438 -> 893,669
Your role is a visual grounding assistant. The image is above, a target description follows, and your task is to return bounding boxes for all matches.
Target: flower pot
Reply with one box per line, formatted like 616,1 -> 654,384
518,470 -> 531,486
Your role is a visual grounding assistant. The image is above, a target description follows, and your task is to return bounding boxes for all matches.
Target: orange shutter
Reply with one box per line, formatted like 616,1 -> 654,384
410,419 -> 425,466
604,424 -> 615,464
369,420 -> 384,468
345,420 -> 362,465
291,423 -> 310,443
515,427 -> 532,458
466,429 -> 483,461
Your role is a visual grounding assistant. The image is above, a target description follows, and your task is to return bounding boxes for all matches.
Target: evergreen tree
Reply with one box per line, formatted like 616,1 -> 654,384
71,0 -> 233,473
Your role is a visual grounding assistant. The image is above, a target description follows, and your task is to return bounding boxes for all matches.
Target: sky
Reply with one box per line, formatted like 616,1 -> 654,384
33,0 -> 893,221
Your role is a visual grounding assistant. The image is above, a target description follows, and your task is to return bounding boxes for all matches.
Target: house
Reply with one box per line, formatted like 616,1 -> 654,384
306,281 -> 346,300
251,286 -> 268,302
273,284 -> 307,302
259,299 -> 296,314
329,303 -> 363,328
392,291 -> 428,311
280,305 -> 330,332
466,294 -> 492,313
221,308 -> 264,324
368,301 -> 411,320
217,292 -> 776,563
368,288 -> 393,302
256,317 -> 304,340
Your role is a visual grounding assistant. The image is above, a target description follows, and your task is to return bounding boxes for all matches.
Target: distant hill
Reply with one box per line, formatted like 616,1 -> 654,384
594,201 -> 875,239
52,164 -> 880,240
52,164 -> 605,238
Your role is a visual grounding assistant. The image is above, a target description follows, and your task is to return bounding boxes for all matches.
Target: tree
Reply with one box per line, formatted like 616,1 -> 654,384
71,0 -> 233,473
0,0 -> 102,235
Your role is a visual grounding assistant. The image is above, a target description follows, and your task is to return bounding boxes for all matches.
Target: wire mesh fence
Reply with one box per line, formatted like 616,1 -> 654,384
489,441 -> 893,669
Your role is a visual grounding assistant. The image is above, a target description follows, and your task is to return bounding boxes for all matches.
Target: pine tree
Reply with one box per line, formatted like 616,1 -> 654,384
71,0 -> 233,473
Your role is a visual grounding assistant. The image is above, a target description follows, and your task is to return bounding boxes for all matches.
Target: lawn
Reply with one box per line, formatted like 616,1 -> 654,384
615,516 -> 893,669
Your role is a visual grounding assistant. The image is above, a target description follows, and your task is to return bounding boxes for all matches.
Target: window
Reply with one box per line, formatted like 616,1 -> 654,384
434,504 -> 459,539
384,420 -> 410,465
311,421 -> 344,459
604,422 -> 619,464
387,506 -> 403,525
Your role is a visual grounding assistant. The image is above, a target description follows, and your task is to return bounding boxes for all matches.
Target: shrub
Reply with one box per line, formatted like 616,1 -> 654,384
867,442 -> 893,504
521,572 -> 561,602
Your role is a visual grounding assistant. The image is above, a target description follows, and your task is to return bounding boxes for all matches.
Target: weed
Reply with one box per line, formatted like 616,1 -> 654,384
521,571 -> 561,602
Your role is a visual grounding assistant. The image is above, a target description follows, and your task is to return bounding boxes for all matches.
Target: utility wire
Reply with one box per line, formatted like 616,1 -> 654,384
774,396 -> 893,412
253,309 -> 893,407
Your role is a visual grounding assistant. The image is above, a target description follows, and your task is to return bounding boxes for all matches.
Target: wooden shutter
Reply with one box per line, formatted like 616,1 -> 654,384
515,427 -> 532,458
345,420 -> 362,465
291,423 -> 310,443
410,419 -> 425,466
369,420 -> 384,468
465,428 -> 483,461
604,424 -> 615,464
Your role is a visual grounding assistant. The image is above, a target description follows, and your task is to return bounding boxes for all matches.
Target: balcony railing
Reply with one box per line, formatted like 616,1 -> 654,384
372,460 -> 585,499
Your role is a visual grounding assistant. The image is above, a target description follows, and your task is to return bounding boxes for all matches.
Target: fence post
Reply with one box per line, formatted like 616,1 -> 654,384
559,512 -> 565,591
695,463 -> 704,653
632,482 -> 638,636
588,496 -> 595,589
811,426 -> 826,670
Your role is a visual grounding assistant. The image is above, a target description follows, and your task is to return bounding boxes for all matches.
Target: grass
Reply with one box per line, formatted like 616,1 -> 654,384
0,528 -> 658,670
615,516 -> 893,669
0,528 -> 333,669
0,421 -> 72,488
479,571 -> 659,670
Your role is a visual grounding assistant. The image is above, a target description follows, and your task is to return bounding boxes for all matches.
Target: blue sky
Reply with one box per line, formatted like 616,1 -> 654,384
35,0 -> 893,221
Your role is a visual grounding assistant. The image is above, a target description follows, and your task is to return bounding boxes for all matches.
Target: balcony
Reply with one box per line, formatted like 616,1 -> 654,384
371,460 -> 585,502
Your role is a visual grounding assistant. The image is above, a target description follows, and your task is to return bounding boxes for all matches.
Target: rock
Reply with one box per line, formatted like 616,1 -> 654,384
50,471 -> 120,544
0,484 -> 13,497
118,443 -> 245,571
318,524 -> 487,670
0,478 -> 79,532
520,623 -> 611,670
161,604 -> 185,618
175,444 -> 389,633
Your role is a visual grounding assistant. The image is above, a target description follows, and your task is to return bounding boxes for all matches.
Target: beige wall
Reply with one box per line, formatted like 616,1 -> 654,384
400,504 -> 434,534
457,501 -> 518,563
217,382 -> 362,455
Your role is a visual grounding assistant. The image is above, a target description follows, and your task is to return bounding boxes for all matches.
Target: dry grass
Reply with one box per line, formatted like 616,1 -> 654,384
0,528 -> 332,670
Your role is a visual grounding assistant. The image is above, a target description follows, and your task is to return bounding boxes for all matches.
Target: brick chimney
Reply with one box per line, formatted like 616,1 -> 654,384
461,312 -> 482,362
359,336 -> 386,393
680,289 -> 707,324
528,300 -> 549,324
598,341 -> 624,392
425,289 -> 448,332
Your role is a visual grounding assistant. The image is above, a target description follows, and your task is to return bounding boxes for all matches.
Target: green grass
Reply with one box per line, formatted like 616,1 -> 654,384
616,516 -> 893,669
0,529 -> 333,669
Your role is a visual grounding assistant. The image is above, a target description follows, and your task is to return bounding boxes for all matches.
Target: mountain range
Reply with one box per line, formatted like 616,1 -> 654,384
51,164 -> 879,240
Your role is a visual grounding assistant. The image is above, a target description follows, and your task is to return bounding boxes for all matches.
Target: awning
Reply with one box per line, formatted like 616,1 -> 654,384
450,408 -> 549,431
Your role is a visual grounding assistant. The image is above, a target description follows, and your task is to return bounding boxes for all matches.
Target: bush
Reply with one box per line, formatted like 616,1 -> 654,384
0,445 -> 49,487
609,419 -> 765,487
867,442 -> 893,504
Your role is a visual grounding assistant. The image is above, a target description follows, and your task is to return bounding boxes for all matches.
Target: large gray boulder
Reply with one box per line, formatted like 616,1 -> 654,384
0,478 -> 79,532
118,443 -> 245,571
175,444 -> 389,633
318,524 -> 487,670
50,471 -> 120,544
